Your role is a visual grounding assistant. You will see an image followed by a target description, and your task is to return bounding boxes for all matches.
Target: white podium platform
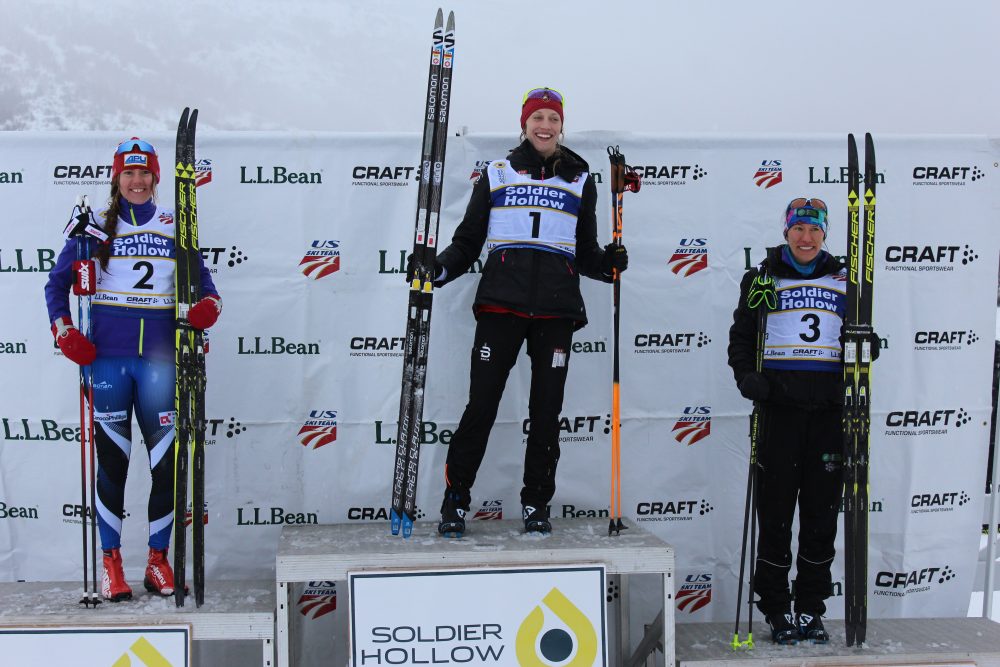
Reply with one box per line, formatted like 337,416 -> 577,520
0,580 -> 275,666
675,617 -> 1000,667
275,517 -> 674,667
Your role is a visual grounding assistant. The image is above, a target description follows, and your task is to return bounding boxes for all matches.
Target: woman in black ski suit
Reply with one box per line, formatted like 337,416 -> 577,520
728,197 -> 878,644
425,87 -> 628,537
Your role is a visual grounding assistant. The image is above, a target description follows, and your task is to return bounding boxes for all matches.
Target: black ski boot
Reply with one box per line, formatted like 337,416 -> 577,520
438,491 -> 466,538
522,505 -> 551,534
766,611 -> 799,645
796,611 -> 830,644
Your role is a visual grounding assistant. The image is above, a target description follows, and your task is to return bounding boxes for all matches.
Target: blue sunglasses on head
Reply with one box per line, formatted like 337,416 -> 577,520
115,138 -> 157,155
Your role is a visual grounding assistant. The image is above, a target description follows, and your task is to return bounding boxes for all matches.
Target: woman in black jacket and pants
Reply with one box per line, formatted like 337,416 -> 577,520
430,88 -> 627,537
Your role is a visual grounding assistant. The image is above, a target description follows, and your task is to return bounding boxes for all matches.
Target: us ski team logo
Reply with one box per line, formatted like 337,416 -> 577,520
672,407 -> 711,445
299,581 -> 337,619
754,159 -> 782,189
299,410 -> 338,449
676,574 -> 712,613
300,240 -> 341,280
472,499 -> 503,520
195,158 -> 212,187
668,239 -> 708,277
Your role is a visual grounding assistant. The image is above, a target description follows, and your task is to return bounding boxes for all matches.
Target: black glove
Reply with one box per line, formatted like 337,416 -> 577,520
405,253 -> 444,284
737,372 -> 770,402
601,243 -> 629,275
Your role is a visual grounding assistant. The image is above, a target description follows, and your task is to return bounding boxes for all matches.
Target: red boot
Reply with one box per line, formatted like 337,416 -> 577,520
143,547 -> 178,596
101,548 -> 133,602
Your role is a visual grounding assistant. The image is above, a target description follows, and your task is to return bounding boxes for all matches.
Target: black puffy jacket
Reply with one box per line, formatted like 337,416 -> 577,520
435,140 -> 610,328
728,246 -> 845,410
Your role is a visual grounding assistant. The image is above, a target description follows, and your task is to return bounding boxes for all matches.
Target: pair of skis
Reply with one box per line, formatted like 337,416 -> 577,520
64,197 -> 107,608
390,9 -> 456,538
843,132 -> 876,646
606,146 -> 640,536
173,107 -> 206,606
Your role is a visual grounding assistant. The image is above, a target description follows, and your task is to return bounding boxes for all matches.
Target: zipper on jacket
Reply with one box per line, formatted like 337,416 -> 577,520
138,318 -> 144,357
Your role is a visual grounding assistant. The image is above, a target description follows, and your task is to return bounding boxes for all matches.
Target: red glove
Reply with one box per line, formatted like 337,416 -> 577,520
51,316 -> 96,366
188,295 -> 222,330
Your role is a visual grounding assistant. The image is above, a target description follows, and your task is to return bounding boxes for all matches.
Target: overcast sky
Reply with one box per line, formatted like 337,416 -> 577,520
2,0 -> 998,136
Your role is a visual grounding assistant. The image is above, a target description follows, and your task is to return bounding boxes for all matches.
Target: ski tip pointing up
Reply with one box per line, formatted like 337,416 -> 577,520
446,10 -> 454,31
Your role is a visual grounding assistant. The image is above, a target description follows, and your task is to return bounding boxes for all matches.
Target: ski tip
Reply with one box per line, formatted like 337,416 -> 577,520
446,10 -> 455,30
179,107 -> 190,127
190,108 -> 199,125
435,7 -> 443,25
390,510 -> 402,536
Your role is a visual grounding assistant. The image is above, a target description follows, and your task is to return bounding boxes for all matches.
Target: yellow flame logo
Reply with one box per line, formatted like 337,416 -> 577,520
516,587 -> 598,666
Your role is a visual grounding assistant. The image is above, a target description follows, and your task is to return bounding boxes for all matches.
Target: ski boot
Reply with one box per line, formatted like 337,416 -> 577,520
438,491 -> 466,538
796,611 -> 830,644
101,548 -> 133,602
144,547 -> 182,596
522,505 -> 551,534
766,611 -> 799,645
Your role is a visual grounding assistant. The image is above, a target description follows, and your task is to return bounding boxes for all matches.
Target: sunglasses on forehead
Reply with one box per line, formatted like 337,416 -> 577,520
787,197 -> 827,212
115,139 -> 157,155
522,87 -> 564,105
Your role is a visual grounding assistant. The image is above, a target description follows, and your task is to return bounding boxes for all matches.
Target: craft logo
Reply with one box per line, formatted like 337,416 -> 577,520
753,160 -> 782,189
299,581 -> 337,619
351,165 -> 416,187
631,164 -> 708,186
677,573 -> 712,613
237,505 -> 319,526
0,248 -> 57,273
522,414 -> 609,445
874,565 -> 955,597
0,169 -> 23,184
634,331 -> 712,354
195,158 -> 212,186
2,417 -> 80,443
911,490 -> 971,514
0,340 -> 26,354
0,500 -> 39,520
473,499 -> 503,520
350,335 -> 405,358
299,410 -> 337,449
912,165 -> 986,186
884,407 -> 972,437
52,164 -> 113,185
62,502 -> 97,526
884,244 -> 979,272
668,238 -> 708,277
237,336 -> 321,355
374,419 -> 455,446
240,165 -> 322,184
516,588 -> 597,666
204,417 -> 248,446
913,329 -> 979,351
201,245 -> 249,273
300,239 -> 341,279
808,165 -> 885,185
672,406 -> 711,446
635,498 -> 714,522
347,506 -> 425,521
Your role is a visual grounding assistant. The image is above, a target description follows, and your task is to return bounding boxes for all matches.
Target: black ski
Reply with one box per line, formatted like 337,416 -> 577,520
390,9 -> 455,538
843,132 -> 875,645
173,107 -> 206,606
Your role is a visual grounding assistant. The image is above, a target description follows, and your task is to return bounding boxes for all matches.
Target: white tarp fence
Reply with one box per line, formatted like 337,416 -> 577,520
1,132 -> 998,659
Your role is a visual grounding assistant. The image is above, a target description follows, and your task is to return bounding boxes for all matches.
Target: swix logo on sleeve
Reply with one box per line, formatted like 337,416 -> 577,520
300,240 -> 340,279
671,407 -> 711,446
668,238 -> 709,277
298,410 -> 337,449
753,160 -> 782,189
